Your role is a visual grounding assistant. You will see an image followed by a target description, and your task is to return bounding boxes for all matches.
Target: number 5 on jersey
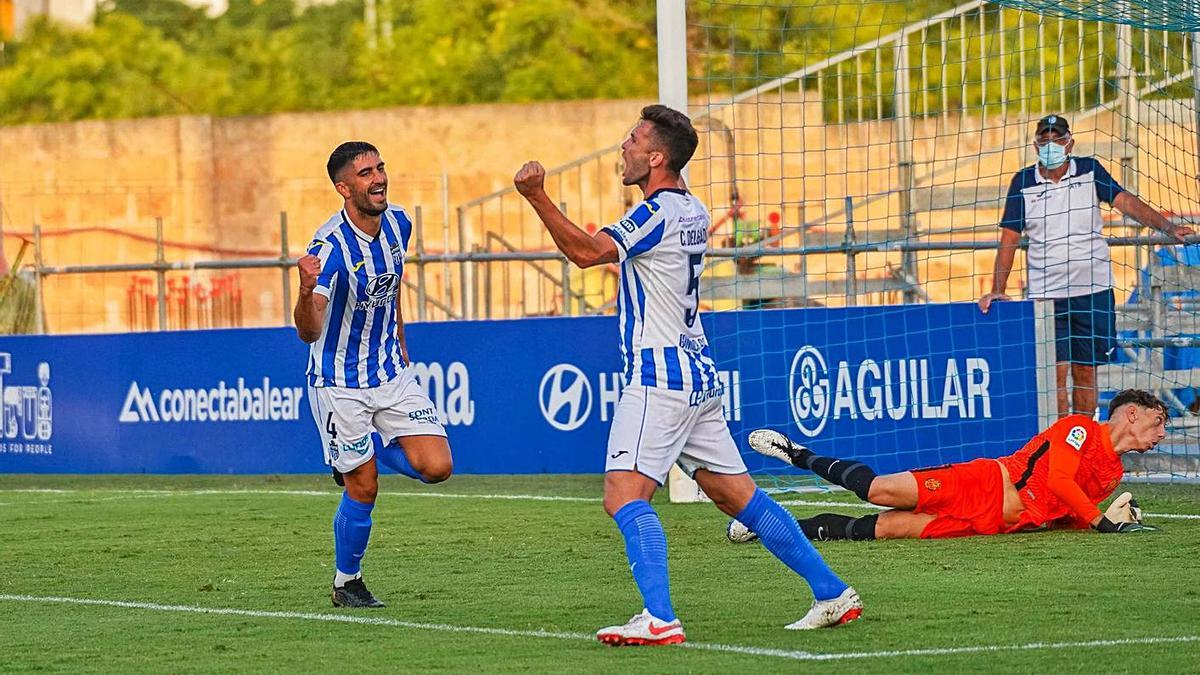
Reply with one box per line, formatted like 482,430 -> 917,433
684,253 -> 703,327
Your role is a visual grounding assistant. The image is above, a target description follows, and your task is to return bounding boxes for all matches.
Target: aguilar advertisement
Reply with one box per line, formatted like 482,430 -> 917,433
0,302 -> 1038,475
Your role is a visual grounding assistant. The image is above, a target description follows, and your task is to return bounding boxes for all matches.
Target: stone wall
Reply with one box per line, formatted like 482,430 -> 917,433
2,95 -> 1195,332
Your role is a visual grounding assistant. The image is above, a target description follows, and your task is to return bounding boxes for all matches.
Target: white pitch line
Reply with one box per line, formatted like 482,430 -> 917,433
1144,513 -> 1200,520
0,488 -> 596,503
752,635 -> 1200,662
1,488 -> 77,493
0,594 -> 1194,662
776,498 -> 1200,520
2,488 -> 1198,519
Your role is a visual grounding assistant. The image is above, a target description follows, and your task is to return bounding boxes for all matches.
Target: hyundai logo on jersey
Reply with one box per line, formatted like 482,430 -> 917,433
365,273 -> 400,298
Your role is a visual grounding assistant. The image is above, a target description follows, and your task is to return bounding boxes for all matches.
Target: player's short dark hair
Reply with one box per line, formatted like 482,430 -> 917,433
1108,389 -> 1169,418
640,104 -> 698,174
327,141 -> 379,183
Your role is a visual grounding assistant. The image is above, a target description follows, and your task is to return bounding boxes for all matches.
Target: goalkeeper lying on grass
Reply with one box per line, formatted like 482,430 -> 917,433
729,389 -> 1166,542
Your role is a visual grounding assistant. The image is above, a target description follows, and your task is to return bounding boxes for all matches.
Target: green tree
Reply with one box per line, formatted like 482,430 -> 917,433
3,0 -> 1040,125
0,14 -> 222,123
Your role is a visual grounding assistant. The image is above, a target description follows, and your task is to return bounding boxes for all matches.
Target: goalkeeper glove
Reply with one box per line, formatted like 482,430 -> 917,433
1093,516 -> 1158,533
1103,491 -> 1144,524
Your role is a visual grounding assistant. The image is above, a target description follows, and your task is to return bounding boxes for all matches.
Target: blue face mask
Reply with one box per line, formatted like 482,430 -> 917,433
1038,142 -> 1068,169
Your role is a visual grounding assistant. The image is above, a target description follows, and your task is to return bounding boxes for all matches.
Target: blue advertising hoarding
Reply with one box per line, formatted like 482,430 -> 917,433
0,302 -> 1039,475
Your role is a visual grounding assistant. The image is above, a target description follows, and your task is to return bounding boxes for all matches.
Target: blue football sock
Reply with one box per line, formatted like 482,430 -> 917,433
375,436 -> 429,483
333,492 -> 374,576
613,500 -> 675,622
736,488 -> 848,601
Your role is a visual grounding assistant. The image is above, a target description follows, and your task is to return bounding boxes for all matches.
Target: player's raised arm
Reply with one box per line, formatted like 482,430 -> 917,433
514,161 -> 618,268
294,256 -> 328,343
294,240 -> 337,343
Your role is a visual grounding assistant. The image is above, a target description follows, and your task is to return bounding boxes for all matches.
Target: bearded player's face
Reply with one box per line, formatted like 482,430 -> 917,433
336,152 -> 388,217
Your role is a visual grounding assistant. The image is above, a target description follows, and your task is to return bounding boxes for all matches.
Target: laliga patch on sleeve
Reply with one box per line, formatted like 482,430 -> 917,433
1066,425 -> 1087,450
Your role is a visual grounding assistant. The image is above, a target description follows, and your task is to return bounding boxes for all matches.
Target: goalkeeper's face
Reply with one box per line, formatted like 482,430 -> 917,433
1127,405 -> 1168,452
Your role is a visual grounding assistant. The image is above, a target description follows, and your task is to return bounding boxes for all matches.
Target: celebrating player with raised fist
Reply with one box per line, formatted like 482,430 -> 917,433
295,142 -> 454,609
517,105 -> 862,645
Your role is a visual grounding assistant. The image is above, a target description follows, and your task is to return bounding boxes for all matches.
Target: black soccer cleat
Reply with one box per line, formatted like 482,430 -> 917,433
332,578 -> 386,608
748,429 -> 812,468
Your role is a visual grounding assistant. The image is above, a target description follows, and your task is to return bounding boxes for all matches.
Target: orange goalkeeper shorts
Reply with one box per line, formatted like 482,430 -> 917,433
912,457 -> 1007,539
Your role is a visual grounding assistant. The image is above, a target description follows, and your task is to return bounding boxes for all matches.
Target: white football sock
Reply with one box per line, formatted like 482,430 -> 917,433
334,570 -> 362,588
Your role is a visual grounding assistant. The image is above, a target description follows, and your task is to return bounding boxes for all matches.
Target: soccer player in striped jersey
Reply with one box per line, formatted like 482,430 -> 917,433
731,389 -> 1166,542
514,105 -> 861,645
295,141 -> 453,608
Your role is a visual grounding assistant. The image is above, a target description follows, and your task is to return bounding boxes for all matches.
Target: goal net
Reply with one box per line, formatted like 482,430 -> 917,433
672,0 -> 1200,488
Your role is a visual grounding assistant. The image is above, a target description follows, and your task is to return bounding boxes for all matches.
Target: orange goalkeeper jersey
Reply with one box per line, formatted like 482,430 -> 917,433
997,415 -> 1125,531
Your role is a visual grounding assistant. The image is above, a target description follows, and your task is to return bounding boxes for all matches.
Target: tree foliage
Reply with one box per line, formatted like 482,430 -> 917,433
0,0 -> 660,123
6,0 -> 1127,125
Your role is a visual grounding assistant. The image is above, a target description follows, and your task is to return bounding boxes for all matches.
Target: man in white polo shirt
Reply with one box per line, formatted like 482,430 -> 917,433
979,114 -> 1193,416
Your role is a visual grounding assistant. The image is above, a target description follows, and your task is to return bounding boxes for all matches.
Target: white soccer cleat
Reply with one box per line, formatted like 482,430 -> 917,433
785,587 -> 863,630
726,518 -> 759,544
596,609 -> 686,646
748,428 -> 810,467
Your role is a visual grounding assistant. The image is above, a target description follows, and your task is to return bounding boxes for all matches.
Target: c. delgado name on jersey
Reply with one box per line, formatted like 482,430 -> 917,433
602,188 -> 721,395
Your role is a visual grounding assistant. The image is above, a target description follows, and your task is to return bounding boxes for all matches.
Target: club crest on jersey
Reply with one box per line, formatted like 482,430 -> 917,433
389,243 -> 403,265
1066,425 -> 1087,450
924,478 -> 942,491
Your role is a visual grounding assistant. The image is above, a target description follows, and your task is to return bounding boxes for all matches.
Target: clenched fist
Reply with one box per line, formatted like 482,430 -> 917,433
297,254 -> 321,292
514,161 -> 546,199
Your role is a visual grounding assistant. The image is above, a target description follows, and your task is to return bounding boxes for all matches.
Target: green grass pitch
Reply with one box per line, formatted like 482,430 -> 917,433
1,474 -> 1197,672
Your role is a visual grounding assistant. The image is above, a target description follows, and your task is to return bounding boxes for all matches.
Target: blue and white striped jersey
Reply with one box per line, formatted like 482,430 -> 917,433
306,206 -> 410,388
601,188 -> 721,392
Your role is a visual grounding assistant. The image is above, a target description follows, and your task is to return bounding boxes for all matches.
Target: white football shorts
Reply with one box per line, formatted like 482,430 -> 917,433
308,366 -> 446,474
605,385 -> 746,485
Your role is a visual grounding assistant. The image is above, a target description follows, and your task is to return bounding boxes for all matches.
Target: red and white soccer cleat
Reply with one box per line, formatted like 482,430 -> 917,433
785,587 -> 863,630
596,609 -> 686,646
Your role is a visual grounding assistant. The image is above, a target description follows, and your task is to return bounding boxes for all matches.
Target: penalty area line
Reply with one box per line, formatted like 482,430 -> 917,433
0,594 -> 1195,662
